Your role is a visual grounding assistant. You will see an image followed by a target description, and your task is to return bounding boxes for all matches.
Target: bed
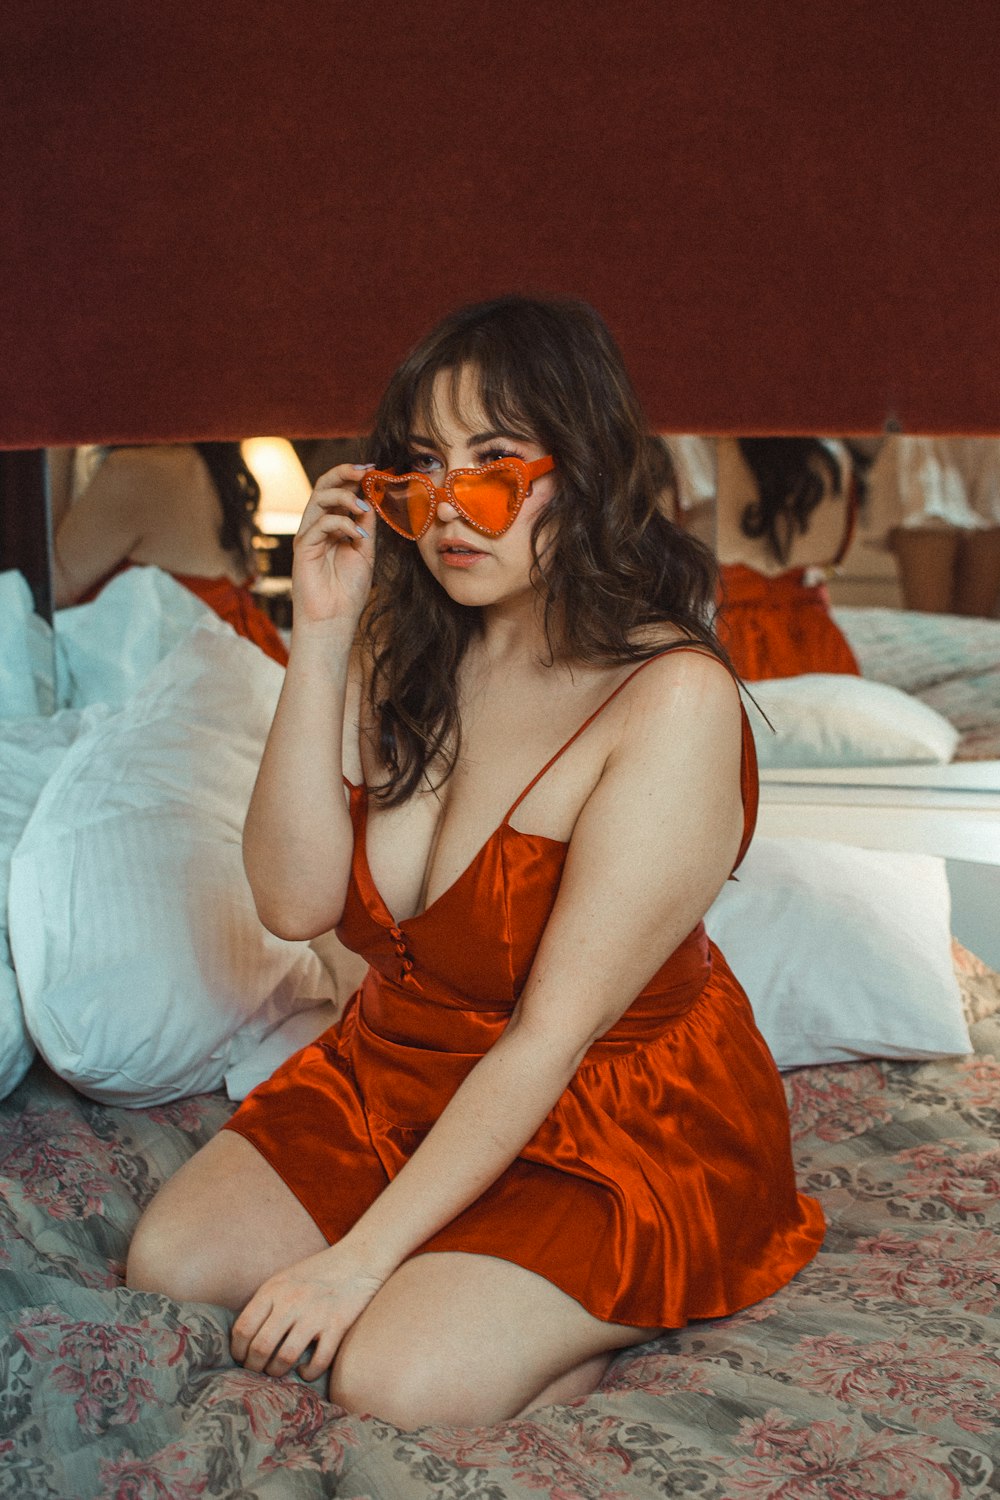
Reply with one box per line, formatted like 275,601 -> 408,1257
2,961 -> 998,1499
2,572 -> 1000,1499
834,606 -> 1000,763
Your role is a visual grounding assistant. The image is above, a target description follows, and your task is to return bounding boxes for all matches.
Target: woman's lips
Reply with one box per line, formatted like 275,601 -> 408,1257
438,541 -> 488,567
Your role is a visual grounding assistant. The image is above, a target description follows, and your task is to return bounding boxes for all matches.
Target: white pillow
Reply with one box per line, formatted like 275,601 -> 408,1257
55,566 -> 212,710
224,930 -> 369,1098
746,675 -> 959,770
0,570 -> 56,718
9,617 -> 331,1105
705,836 -> 971,1068
0,710 -> 98,1098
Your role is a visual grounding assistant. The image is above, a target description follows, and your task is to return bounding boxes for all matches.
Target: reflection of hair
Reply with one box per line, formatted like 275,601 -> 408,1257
193,444 -> 260,571
737,439 -> 841,566
363,295 -> 724,806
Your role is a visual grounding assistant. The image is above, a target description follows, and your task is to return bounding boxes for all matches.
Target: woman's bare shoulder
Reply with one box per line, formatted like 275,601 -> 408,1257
100,444 -> 199,476
94,446 -> 204,507
613,633 -> 741,751
627,624 -> 732,681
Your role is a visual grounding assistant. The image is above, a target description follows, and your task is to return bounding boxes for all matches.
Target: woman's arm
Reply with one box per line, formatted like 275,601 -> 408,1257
45,447 -> 76,532
50,449 -> 148,606
242,464 -> 375,939
233,651 -> 745,1379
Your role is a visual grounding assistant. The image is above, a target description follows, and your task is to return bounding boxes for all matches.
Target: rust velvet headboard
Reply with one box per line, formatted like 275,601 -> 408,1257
1,0 -> 999,448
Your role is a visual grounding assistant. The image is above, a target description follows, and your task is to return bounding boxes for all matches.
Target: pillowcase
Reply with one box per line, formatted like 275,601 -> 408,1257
704,835 -> 971,1068
0,570 -> 56,718
9,617 -> 333,1105
746,674 -> 959,770
55,566 -> 212,710
0,709 -> 98,1099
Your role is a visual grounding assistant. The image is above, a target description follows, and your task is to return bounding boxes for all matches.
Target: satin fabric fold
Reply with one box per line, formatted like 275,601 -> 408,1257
226,656 -> 825,1328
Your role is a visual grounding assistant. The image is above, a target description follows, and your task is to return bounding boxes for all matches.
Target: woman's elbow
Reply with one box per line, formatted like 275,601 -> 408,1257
250,890 -> 343,943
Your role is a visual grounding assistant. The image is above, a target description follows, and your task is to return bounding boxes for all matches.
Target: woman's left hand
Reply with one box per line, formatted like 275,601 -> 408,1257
230,1247 -> 386,1382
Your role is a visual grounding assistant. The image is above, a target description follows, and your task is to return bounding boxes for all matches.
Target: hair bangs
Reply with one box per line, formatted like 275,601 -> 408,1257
407,359 -> 545,463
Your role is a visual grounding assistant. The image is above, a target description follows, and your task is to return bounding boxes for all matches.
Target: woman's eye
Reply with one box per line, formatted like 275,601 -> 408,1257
477,446 -> 519,466
408,452 -> 441,474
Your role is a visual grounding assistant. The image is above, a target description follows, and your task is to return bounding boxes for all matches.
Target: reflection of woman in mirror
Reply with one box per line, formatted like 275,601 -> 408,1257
715,437 -> 860,680
867,437 -> 1000,616
47,443 -> 288,663
126,296 -> 823,1428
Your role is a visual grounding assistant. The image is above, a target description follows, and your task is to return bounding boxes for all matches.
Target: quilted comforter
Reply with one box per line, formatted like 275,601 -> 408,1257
835,606 -> 1000,761
2,949 -> 998,1500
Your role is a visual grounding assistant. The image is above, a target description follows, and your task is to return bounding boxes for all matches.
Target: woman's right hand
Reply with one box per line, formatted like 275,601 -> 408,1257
291,463 -> 376,629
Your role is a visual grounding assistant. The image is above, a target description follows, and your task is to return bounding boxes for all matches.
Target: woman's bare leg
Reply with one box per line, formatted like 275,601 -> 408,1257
953,527 -> 1000,616
129,1145 -> 658,1424
329,1250 -> 659,1429
519,1352 -> 617,1413
126,1131 -> 327,1310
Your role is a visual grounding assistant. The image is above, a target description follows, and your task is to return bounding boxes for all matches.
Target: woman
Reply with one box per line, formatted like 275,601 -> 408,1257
715,437 -> 861,679
127,297 -> 824,1429
48,442 -> 288,664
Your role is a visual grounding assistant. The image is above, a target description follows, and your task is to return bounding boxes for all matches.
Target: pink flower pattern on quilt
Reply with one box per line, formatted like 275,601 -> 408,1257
728,1409 -> 962,1500
783,1332 -> 999,1435
1,999 -> 999,1498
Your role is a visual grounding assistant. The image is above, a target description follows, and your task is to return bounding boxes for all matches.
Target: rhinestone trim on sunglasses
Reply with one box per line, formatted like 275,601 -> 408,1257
361,455 -> 556,541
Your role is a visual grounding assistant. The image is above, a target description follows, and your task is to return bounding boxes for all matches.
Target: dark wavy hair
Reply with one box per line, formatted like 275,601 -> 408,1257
361,295 -> 725,806
736,438 -> 842,567
193,443 -> 261,571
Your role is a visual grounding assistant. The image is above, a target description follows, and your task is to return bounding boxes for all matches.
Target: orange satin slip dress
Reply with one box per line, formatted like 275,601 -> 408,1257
716,480 -> 861,681
170,572 -> 289,667
225,646 -> 825,1329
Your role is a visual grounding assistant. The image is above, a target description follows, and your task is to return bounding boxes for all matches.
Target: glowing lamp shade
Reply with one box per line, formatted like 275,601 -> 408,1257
242,438 -> 311,534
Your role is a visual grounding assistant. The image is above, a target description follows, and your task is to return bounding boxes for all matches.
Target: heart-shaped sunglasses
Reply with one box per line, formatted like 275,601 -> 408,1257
361,456 -> 556,541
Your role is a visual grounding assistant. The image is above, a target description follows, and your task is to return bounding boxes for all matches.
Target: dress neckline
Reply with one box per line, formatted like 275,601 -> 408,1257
352,785 -> 566,928
348,644 -> 728,928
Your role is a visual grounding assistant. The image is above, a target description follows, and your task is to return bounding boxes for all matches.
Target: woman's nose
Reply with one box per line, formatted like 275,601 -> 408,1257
435,496 -> 460,523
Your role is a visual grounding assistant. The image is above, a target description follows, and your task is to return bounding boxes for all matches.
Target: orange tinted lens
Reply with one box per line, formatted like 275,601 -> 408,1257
370,476 -> 433,538
450,468 -> 522,533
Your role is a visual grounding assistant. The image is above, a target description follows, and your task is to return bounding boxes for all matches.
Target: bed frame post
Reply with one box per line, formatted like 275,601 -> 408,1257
0,449 -> 53,622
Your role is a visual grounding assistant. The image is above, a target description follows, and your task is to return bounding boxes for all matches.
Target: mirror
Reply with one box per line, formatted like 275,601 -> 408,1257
666,437 -> 1000,767
0,451 -> 56,718
5,433 -> 997,965
16,435 -> 1000,769
686,432 -> 1000,969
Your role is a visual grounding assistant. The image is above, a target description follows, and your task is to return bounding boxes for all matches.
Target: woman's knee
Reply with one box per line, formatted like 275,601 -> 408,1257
329,1329 -> 515,1429
125,1203 -> 241,1309
325,1252 -> 649,1428
125,1210 -> 188,1299
125,1130 -> 324,1308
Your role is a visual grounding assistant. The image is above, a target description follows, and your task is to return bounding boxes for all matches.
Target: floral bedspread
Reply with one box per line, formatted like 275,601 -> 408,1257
2,963 -> 999,1498
834,607 -> 1000,760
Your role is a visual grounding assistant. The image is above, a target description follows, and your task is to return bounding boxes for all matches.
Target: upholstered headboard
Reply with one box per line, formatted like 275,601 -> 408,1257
2,0 -> 999,447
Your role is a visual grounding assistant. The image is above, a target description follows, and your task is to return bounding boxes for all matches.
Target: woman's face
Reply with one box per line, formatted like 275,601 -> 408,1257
407,367 -> 558,615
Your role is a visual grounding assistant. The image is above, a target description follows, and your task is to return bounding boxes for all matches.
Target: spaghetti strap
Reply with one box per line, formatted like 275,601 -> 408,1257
503,642 -> 724,825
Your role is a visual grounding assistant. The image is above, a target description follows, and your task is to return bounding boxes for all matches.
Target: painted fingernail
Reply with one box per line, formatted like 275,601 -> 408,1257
355,525 -> 369,538
356,498 -> 370,511
355,462 -> 376,470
